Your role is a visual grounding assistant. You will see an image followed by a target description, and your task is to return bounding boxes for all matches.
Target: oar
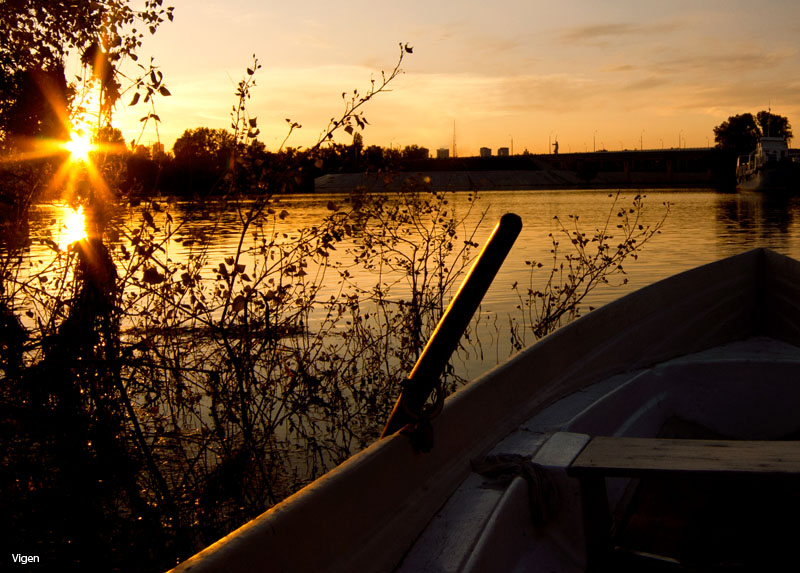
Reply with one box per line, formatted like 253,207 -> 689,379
380,212 -> 522,440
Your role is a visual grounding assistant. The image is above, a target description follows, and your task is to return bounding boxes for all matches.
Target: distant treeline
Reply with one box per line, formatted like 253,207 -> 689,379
123,127 -> 433,197
121,127 -> 741,196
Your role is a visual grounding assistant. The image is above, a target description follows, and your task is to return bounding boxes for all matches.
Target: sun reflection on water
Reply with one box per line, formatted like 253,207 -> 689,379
60,206 -> 88,249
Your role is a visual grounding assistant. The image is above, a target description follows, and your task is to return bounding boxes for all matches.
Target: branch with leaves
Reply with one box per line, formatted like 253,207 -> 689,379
509,193 -> 669,346
272,42 -> 413,156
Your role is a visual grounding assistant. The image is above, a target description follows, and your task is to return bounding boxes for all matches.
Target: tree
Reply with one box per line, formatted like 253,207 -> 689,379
173,127 -> 235,168
713,113 -> 760,154
364,145 -> 387,169
351,132 -> 364,167
756,111 -> 793,141
0,1 -> 174,144
0,66 -> 70,143
401,144 -> 430,160
714,111 -> 793,154
168,127 -> 236,194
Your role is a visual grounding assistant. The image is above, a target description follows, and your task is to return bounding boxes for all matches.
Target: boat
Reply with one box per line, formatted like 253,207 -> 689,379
172,246 -> 800,572
736,136 -> 800,192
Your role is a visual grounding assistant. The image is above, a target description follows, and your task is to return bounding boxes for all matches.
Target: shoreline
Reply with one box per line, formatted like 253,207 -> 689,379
314,169 -> 725,192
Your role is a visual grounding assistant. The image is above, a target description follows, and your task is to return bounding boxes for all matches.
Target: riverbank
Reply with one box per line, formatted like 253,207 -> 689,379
314,168 -> 719,192
315,148 -> 735,192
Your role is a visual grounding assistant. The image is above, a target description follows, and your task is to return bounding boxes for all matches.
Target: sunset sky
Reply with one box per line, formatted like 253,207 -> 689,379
100,0 -> 800,156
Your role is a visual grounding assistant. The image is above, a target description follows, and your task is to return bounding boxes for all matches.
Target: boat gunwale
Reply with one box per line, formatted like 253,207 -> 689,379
172,247 -> 800,573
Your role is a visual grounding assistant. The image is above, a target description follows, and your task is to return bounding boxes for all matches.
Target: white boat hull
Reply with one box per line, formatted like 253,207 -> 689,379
173,248 -> 800,572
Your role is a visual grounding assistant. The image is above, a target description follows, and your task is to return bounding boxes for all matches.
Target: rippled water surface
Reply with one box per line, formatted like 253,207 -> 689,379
24,188 -> 800,378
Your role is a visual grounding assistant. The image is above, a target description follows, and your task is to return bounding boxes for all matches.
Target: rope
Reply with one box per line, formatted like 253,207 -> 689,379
472,453 -> 557,526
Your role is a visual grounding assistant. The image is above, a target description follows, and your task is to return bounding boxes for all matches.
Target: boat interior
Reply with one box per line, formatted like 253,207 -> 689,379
398,336 -> 800,572
173,249 -> 800,573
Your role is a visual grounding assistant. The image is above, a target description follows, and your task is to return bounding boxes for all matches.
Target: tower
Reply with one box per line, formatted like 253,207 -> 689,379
452,121 -> 458,158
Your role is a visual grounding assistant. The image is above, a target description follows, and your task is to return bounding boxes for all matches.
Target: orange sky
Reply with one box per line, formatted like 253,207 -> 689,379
94,0 -> 800,156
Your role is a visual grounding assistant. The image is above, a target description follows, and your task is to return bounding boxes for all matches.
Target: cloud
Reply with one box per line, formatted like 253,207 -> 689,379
558,20 -> 682,46
654,50 -> 791,76
625,76 -> 670,91
605,64 -> 639,73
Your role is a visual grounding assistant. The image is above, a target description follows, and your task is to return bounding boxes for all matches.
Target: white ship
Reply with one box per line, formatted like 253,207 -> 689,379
736,136 -> 800,192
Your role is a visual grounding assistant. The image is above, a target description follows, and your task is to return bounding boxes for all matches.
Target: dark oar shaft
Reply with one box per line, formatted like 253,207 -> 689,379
381,213 -> 522,438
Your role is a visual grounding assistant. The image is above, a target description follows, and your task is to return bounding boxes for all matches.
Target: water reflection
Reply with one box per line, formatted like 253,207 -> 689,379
14,188 -> 800,380
18,189 -> 800,310
59,206 -> 88,249
714,191 -> 799,252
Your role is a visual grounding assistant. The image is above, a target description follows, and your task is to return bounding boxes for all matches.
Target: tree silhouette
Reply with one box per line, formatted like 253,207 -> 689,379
0,1 -> 174,144
173,127 -> 235,167
714,111 -> 793,154
756,111 -> 793,141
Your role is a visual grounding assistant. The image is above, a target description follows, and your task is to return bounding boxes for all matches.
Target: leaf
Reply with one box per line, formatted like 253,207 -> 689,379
279,209 -> 289,220
344,125 -> 354,135
249,117 -> 258,128
224,257 -> 234,266
142,211 -> 155,228
143,267 -> 165,284
232,295 -> 246,313
326,201 -> 339,212
159,86 -> 171,96
129,92 -> 140,106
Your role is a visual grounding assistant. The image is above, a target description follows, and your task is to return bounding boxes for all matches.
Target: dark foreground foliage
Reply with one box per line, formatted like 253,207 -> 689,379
0,182 -> 666,570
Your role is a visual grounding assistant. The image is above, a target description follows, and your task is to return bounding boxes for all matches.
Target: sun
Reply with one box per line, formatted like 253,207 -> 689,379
64,130 -> 94,163
61,78 -> 102,163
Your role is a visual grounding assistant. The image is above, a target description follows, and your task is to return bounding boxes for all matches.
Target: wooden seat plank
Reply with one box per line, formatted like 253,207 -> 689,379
569,437 -> 800,478
566,436 -> 800,570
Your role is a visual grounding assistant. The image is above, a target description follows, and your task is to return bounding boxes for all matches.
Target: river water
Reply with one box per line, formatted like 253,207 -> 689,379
23,187 -> 800,379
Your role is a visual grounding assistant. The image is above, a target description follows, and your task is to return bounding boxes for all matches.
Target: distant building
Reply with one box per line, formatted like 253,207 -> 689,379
436,148 -> 450,159
480,147 -> 492,157
497,147 -> 510,157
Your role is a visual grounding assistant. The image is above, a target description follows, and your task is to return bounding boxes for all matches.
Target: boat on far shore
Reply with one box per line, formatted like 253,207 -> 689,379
736,136 -> 800,192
